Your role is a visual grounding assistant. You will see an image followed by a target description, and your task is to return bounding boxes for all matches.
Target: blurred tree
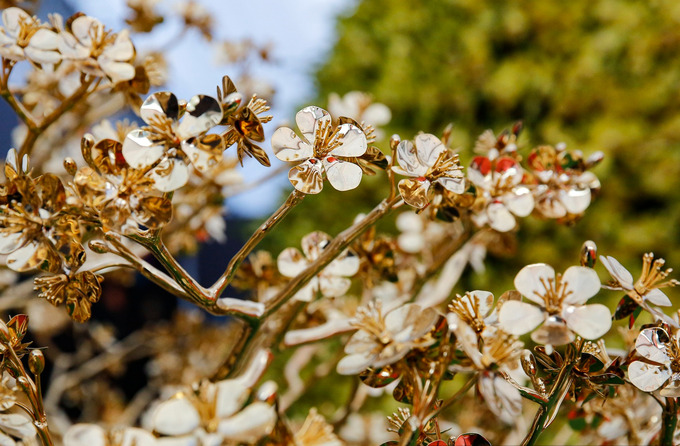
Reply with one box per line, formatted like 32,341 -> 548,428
266,0 -> 680,291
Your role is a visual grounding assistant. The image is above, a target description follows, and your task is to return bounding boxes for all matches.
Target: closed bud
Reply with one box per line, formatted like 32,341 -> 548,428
390,134 -> 400,151
63,158 -> 78,176
88,240 -> 111,254
521,350 -> 538,377
28,350 -> 45,376
580,240 -> 597,268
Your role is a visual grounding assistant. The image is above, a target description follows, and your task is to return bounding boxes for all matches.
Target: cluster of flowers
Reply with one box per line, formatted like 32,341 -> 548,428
0,4 -> 678,446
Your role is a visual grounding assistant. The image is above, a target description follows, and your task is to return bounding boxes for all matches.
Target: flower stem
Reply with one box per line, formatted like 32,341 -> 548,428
263,195 -> 401,317
660,397 -> 677,446
6,348 -> 53,446
521,359 -> 576,446
209,189 -> 305,298
19,75 -> 96,158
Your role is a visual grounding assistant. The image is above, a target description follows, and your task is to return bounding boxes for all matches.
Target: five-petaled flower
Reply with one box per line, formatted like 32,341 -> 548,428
272,106 -> 368,194
0,7 -> 60,65
218,75 -> 273,167
392,133 -> 465,209
336,302 -> 439,375
528,144 -> 601,220
76,136 -> 172,233
58,14 -> 135,83
148,350 -> 276,444
33,270 -> 103,323
448,313 -> 523,424
121,91 -> 223,191
601,253 -> 678,326
498,263 -> 611,346
277,231 -> 360,302
628,327 -> 680,397
0,149 -> 84,273
468,154 -> 533,232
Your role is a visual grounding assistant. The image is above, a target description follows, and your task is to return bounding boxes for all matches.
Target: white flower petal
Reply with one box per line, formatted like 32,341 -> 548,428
559,187 -> 591,214
414,133 -> 446,168
599,255 -> 634,289
384,304 -> 438,340
628,361 -> 670,393
71,16 -> 102,47
514,263 -> 554,305
277,248 -> 308,278
319,275 -> 351,298
121,428 -> 156,446
436,176 -> 465,194
0,231 -> 24,254
140,92 -> 179,125
271,127 -> 313,162
469,290 -> 494,317
2,8 -> 30,37
562,266 -> 601,305
98,56 -> 135,83
103,29 -> 134,61
296,106 -> 330,144
151,398 -> 200,436
635,328 -> 671,364
0,413 -> 35,439
563,304 -> 611,339
478,374 -> 522,424
215,378 -> 251,418
363,103 -> 391,126
324,158 -> 363,191
122,129 -> 165,168
487,202 -> 516,232
176,95 -> 222,139
63,424 -> 107,446
330,123 -> 367,157
148,157 -> 190,192
498,300 -> 545,335
396,140 -> 426,176
325,251 -> 360,277
505,186 -> 534,217
28,28 -> 59,50
645,288 -> 672,307
288,160 -> 324,194
397,232 -> 424,253
217,402 -> 276,442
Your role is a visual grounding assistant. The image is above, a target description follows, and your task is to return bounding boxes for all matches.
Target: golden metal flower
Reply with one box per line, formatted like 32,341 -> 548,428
392,133 -> 465,209
0,149 -> 84,273
33,270 -> 103,322
121,90 -> 223,191
218,75 -> 273,167
77,136 -> 172,233
272,106 -> 368,194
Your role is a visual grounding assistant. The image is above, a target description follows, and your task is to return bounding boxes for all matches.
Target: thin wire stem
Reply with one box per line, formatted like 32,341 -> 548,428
210,189 -> 305,298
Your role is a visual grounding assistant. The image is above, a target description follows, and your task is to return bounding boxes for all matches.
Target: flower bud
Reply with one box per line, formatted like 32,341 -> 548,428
88,240 -> 111,254
390,134 -> 400,151
63,157 -> 78,176
28,350 -> 45,376
521,350 -> 538,377
580,240 -> 597,268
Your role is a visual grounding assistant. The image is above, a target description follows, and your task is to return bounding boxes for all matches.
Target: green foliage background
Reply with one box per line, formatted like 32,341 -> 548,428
270,0 -> 680,292
256,1 -> 680,442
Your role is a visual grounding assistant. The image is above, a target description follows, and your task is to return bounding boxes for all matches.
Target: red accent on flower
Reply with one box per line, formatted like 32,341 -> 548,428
326,156 -> 337,163
309,158 -> 317,164
114,150 -> 127,167
471,156 -> 491,175
495,156 -> 518,172
416,176 -> 427,182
